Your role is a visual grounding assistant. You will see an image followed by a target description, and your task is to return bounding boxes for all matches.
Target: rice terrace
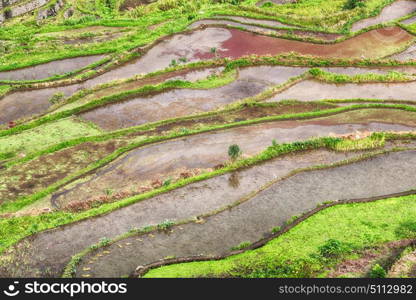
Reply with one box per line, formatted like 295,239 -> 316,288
1,0 -> 416,282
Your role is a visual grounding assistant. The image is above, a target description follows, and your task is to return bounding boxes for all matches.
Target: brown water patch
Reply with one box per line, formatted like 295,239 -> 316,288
352,0 -> 416,32
0,148 -> 384,277
73,150 -> 416,277
193,27 -> 414,60
52,109 -> 416,208
79,66 -> 308,130
0,55 -> 105,81
269,80 -> 416,102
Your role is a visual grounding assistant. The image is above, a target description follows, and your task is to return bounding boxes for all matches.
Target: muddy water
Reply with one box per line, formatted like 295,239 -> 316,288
79,66 -> 308,130
0,85 -> 82,124
0,55 -> 105,81
269,80 -> 416,102
52,109 -> 416,208
0,148 -> 387,277
74,150 -> 416,277
352,0 -> 416,32
195,27 -> 413,60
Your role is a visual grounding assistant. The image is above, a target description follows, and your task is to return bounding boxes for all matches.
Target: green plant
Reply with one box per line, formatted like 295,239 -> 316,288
369,264 -> 386,278
318,239 -> 348,258
231,241 -> 251,251
344,0 -> 365,10
228,144 -> 241,160
157,220 -> 174,231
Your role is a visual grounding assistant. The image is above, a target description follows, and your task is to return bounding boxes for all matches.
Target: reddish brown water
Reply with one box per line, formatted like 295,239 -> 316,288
196,27 -> 414,60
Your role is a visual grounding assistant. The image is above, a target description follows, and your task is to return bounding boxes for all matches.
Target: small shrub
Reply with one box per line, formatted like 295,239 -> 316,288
318,239 -> 348,258
228,144 -> 241,160
344,0 -> 365,10
231,241 -> 251,251
369,264 -> 386,278
157,220 -> 174,231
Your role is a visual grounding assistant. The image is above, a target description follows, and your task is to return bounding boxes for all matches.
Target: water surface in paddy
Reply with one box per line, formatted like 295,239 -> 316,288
269,80 -> 416,102
0,55 -> 105,81
52,109 -> 416,208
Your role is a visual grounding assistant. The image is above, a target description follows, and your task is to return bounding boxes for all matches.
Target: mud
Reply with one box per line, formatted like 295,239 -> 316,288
352,1 -> 416,32
52,109 -> 416,207
0,55 -> 105,81
73,150 -> 416,277
269,80 -> 416,102
0,147 -> 394,277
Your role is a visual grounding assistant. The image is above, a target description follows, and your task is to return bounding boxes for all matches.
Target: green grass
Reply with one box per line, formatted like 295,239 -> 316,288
0,118 -> 101,156
144,195 -> 416,278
